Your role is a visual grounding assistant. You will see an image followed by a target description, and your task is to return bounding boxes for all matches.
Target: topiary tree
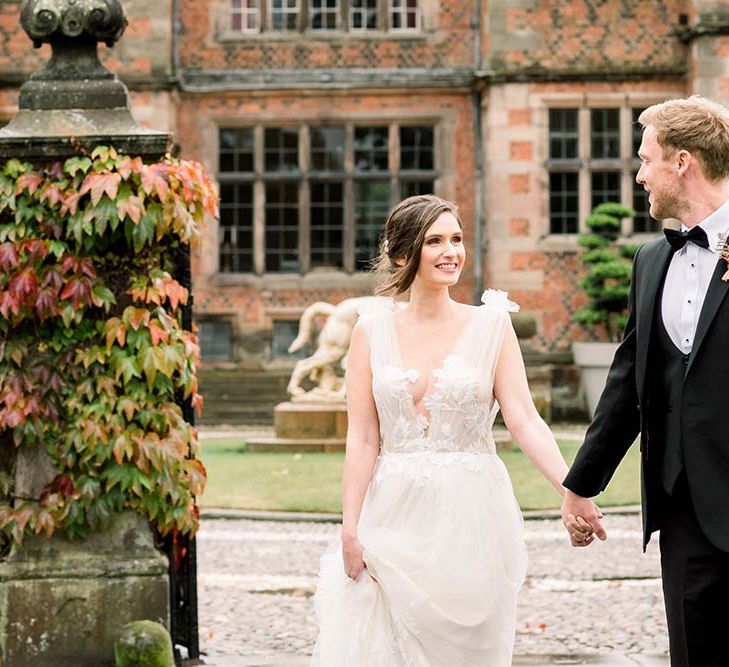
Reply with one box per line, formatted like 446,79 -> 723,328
573,202 -> 638,342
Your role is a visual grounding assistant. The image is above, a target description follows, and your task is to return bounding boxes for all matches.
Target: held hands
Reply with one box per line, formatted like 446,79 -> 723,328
561,490 -> 607,548
342,532 -> 366,580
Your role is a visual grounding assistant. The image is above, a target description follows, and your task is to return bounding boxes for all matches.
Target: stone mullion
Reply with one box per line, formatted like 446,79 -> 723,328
578,106 -> 590,233
253,125 -> 266,275
300,0 -> 309,31
299,126 -> 311,274
260,0 -> 269,31
379,0 -> 389,31
341,0 -> 350,31
389,122 -> 399,206
620,105 -> 634,236
344,124 -> 355,273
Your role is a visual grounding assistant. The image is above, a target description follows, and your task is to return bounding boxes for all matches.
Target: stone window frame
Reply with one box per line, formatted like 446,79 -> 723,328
222,0 -> 423,35
214,119 -> 440,279
543,94 -> 667,243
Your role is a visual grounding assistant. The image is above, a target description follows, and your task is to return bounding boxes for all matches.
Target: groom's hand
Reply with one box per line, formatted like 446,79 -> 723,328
561,490 -> 607,547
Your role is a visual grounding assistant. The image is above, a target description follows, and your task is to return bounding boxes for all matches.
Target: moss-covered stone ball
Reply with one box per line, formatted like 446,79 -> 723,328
114,620 -> 175,667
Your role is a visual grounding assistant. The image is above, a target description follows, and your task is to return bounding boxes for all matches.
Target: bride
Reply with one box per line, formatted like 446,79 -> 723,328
311,195 -> 599,666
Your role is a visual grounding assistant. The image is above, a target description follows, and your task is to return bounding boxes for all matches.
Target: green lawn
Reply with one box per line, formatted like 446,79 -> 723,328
200,438 -> 641,513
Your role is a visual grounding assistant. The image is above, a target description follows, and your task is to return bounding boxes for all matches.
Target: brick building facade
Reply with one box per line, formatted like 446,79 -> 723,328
3,1 -> 729,395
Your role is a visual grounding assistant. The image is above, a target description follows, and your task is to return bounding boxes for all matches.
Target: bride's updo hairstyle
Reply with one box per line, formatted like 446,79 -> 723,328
374,194 -> 462,296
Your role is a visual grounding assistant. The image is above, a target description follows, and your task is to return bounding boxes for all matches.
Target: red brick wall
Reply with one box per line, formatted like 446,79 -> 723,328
492,0 -> 689,73
178,0 -> 476,70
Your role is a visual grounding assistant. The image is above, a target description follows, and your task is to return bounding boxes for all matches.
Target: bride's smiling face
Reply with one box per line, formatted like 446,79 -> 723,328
413,212 -> 465,288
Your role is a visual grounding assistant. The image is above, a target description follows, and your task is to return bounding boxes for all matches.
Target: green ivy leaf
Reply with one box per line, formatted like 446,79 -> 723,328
64,157 -> 92,178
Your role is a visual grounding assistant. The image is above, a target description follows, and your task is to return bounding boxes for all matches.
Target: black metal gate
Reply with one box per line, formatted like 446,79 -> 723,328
164,243 -> 201,665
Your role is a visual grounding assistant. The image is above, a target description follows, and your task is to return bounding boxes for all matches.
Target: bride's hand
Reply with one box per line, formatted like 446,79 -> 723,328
342,532 -> 366,580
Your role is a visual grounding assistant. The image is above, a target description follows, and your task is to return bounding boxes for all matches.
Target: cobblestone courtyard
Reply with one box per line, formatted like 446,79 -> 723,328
196,512 -> 668,663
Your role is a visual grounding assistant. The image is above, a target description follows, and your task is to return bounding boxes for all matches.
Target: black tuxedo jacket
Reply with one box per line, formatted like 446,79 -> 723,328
563,236 -> 729,551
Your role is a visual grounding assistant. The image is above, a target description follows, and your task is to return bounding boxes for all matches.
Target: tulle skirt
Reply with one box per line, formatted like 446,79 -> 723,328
311,451 -> 528,667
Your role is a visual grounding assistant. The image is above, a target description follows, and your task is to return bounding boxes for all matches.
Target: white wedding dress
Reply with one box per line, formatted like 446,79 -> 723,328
311,291 -> 528,666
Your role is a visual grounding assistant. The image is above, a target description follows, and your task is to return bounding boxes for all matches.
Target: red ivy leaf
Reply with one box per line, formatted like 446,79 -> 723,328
21,239 -> 49,263
16,172 -> 42,196
117,194 -> 145,225
78,259 -> 96,279
79,172 -> 121,206
59,277 -> 93,310
61,256 -> 77,275
148,321 -> 169,346
0,243 -> 19,272
141,164 -> 169,200
0,291 -> 20,319
41,269 -> 63,290
123,306 -> 151,332
39,184 -> 64,207
9,268 -> 38,301
165,280 -> 188,311
60,192 -> 81,217
36,287 -> 59,320
117,156 -> 144,180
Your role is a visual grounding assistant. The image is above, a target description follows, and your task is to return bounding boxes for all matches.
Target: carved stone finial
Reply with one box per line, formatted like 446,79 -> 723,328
20,0 -> 128,49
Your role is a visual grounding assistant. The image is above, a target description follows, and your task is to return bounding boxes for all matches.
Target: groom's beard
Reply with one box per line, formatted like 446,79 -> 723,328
650,186 -> 689,222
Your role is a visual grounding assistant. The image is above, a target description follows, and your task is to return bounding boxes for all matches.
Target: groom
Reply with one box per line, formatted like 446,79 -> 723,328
561,96 -> 729,667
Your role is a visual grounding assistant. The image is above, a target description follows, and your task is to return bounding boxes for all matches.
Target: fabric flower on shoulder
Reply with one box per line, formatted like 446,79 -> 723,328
480,289 -> 520,312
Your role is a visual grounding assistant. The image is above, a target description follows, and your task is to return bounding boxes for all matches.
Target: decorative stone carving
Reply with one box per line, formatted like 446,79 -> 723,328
0,0 -> 170,161
20,0 -> 127,48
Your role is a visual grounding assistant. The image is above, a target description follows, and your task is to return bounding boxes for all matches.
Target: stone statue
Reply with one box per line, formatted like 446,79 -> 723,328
287,296 -> 392,402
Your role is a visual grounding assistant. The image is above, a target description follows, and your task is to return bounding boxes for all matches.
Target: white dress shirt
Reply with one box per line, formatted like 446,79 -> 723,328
661,197 -> 729,354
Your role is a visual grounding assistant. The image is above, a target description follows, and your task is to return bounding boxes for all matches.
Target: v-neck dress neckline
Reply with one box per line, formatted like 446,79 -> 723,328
388,306 -> 482,421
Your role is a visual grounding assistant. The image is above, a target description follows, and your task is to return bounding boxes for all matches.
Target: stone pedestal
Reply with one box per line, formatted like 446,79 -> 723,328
247,402 -> 347,452
0,513 -> 169,667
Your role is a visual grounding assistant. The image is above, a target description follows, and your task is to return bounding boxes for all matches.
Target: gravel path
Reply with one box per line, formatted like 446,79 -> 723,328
196,512 -> 668,662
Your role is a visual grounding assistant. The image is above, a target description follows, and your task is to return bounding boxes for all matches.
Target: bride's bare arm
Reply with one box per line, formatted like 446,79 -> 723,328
493,320 -> 570,496
341,323 -> 381,577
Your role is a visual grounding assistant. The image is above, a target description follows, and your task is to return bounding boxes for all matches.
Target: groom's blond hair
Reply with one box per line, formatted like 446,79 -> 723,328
638,96 -> 729,181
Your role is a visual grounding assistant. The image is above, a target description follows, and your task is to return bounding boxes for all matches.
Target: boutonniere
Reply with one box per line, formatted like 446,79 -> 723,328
719,233 -> 729,282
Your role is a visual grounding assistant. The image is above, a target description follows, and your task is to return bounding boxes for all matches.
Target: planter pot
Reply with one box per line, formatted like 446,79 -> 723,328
571,341 -> 620,417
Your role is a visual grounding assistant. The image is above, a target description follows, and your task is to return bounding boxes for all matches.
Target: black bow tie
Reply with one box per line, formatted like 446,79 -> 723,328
664,226 -> 710,251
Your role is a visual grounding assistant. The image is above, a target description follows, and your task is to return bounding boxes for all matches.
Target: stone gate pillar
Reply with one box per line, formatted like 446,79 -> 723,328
0,1 -> 175,665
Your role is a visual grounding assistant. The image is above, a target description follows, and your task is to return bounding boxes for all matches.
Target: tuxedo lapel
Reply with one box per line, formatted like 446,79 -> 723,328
636,241 -> 673,399
686,258 -> 729,376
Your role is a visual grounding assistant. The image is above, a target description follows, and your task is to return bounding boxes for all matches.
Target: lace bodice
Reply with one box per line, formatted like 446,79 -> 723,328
358,290 -> 518,456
